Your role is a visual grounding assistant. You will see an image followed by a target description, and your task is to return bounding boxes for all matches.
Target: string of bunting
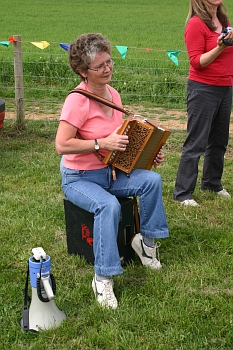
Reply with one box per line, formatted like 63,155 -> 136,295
0,36 -> 182,66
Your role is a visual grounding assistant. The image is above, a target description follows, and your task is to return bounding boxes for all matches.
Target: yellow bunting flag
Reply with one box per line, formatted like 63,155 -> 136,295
31,41 -> 50,50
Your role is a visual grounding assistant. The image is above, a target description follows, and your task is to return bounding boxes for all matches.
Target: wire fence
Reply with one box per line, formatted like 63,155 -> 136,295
0,36 -> 191,130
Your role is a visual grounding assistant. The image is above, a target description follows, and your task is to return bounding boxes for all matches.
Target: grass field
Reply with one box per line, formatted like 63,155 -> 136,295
1,0 -> 232,50
1,1 -> 233,349
1,0 -> 191,110
1,120 -> 233,349
1,0 -> 233,110
1,0 -> 188,49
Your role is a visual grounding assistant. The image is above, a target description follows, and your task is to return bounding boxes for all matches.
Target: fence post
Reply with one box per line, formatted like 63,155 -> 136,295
13,34 -> 25,128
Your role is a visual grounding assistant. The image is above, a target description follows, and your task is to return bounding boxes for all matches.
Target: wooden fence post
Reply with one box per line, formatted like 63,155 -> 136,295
13,34 -> 25,128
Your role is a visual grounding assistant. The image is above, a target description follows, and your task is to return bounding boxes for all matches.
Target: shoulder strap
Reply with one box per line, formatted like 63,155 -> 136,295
69,88 -> 131,180
21,261 -> 30,331
68,88 -> 134,117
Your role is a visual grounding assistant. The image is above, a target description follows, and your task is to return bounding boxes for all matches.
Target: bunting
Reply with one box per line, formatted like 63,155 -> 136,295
167,50 -> 181,66
0,35 -> 184,65
0,41 -> 10,47
115,46 -> 128,59
59,43 -> 70,51
31,41 -> 50,50
8,36 -> 17,43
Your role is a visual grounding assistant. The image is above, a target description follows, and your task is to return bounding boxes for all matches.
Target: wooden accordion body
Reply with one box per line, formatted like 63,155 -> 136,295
102,116 -> 171,174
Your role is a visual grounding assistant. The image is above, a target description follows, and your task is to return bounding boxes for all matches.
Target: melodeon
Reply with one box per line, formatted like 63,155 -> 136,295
68,89 -> 171,175
102,116 -> 171,174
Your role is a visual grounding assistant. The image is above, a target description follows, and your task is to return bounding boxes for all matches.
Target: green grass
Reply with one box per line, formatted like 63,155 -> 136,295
0,120 -> 233,349
1,1 -> 233,348
0,0 -> 209,110
1,0 -> 188,48
1,0 -> 233,110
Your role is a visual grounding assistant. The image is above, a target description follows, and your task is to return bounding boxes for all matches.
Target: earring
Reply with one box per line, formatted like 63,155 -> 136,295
84,77 -> 88,84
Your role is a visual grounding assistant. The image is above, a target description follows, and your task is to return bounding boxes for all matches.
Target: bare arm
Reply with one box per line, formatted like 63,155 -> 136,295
55,120 -> 129,155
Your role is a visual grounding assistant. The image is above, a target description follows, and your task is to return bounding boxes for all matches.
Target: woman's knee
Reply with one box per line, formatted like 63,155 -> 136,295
145,170 -> 162,184
100,196 -> 121,216
141,171 -> 162,195
94,196 -> 121,231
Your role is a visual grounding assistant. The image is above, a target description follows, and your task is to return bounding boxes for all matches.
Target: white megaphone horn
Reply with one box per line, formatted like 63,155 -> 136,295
20,247 -> 66,332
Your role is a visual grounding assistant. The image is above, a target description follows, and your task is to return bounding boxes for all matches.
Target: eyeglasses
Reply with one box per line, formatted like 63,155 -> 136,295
88,57 -> 114,72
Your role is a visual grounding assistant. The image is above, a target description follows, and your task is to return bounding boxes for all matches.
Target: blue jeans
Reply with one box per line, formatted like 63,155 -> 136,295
60,161 -> 169,276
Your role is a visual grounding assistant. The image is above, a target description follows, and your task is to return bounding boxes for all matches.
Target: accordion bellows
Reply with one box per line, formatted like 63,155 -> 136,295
103,116 -> 171,174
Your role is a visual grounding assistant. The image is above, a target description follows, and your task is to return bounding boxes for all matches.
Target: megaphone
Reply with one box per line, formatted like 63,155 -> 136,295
20,247 -> 66,332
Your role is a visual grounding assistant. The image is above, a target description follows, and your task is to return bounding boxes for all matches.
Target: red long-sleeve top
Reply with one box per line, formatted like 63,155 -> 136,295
185,15 -> 233,86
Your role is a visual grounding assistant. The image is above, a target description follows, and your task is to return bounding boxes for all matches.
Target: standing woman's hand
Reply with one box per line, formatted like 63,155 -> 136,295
219,28 -> 233,47
153,151 -> 164,169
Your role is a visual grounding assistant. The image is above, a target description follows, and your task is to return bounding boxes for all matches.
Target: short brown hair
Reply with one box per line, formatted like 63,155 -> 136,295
68,33 -> 111,79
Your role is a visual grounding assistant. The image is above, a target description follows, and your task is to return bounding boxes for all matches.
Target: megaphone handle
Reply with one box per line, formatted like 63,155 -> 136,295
36,274 -> 57,302
37,277 -> 49,302
41,276 -> 54,300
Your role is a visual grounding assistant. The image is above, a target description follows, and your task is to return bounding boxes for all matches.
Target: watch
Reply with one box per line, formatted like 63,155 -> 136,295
94,139 -> 100,150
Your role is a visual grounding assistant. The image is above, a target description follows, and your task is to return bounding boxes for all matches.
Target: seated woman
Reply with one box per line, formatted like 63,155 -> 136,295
55,33 -> 169,309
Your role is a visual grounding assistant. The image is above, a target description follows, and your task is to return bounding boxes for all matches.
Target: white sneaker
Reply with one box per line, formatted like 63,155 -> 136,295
217,189 -> 231,198
180,199 -> 199,207
131,233 -> 162,270
92,275 -> 118,309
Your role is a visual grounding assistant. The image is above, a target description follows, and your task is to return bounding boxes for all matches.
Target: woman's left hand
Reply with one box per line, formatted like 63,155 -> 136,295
153,151 -> 164,168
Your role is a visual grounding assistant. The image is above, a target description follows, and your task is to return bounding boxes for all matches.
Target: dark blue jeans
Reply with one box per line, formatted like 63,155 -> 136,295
173,80 -> 232,201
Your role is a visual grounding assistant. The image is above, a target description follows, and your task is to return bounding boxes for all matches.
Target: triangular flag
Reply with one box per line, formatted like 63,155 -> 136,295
59,43 -> 70,51
0,41 -> 10,47
31,41 -> 50,50
8,36 -> 17,43
115,45 -> 128,59
167,50 -> 181,66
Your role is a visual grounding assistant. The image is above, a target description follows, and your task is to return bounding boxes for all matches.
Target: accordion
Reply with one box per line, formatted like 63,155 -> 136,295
102,115 -> 171,174
68,89 -> 171,175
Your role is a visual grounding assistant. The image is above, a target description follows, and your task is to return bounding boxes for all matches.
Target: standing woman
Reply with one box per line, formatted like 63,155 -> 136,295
173,0 -> 233,206
55,33 -> 169,309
